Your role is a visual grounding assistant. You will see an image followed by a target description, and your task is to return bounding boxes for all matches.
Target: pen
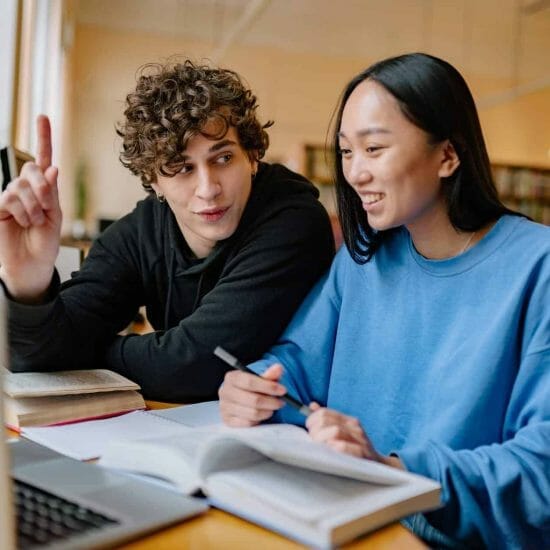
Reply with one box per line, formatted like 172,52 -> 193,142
213,346 -> 312,417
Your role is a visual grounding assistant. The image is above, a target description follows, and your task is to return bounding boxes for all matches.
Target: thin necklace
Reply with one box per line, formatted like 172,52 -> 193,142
459,231 -> 477,255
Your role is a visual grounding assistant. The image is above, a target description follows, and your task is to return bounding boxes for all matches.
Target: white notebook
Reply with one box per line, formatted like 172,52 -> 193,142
21,401 -> 221,460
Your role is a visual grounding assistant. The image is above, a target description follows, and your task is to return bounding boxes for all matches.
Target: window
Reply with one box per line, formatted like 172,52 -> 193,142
0,0 -> 18,147
16,0 -> 64,156
0,0 -> 64,156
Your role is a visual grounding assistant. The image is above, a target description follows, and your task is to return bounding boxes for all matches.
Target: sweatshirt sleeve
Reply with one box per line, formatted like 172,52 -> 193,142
8,197 -> 334,402
247,248 -> 347,425
103,198 -> 335,401
398,268 -> 550,549
8,228 -> 146,373
398,350 -> 550,548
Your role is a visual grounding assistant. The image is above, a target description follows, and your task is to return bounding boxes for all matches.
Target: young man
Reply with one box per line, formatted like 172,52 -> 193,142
0,60 -> 334,402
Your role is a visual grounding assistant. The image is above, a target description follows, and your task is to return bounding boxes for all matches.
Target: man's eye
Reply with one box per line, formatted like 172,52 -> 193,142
180,164 -> 193,174
217,153 -> 232,164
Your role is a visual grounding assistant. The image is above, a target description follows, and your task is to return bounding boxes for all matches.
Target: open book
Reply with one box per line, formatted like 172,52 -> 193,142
99,423 -> 440,548
2,369 -> 145,430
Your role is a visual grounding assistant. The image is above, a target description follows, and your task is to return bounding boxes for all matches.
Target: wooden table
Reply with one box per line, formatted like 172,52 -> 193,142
7,401 -> 426,549
120,509 -> 425,549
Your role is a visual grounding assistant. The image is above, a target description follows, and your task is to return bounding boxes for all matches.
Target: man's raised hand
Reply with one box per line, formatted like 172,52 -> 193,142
0,115 -> 62,303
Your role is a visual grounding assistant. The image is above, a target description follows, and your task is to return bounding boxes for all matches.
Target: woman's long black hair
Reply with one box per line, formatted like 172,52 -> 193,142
331,53 -> 519,263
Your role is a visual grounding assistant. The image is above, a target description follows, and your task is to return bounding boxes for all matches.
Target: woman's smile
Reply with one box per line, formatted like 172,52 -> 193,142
361,192 -> 385,208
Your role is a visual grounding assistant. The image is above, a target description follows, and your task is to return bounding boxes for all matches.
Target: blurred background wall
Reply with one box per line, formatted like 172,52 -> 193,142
3,0 -> 549,235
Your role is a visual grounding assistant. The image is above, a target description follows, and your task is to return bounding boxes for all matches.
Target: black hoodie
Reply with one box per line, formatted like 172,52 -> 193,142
8,163 -> 335,401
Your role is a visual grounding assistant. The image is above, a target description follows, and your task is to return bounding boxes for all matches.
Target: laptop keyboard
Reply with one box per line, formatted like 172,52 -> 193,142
14,479 -> 119,549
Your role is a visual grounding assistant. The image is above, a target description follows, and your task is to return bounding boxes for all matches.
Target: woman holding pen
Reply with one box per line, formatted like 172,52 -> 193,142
218,53 -> 550,548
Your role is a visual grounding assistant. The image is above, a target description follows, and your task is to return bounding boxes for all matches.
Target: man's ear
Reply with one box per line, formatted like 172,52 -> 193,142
151,181 -> 160,195
438,140 -> 460,178
247,151 -> 259,175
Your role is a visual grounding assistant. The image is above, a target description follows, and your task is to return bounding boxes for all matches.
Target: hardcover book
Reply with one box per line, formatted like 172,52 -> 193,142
99,423 -> 440,548
2,369 -> 145,430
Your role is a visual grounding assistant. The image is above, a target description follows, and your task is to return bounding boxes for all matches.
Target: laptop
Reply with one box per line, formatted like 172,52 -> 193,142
0,287 -> 207,549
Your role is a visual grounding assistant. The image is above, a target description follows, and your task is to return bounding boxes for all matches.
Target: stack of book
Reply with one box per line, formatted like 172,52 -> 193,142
2,369 -> 145,430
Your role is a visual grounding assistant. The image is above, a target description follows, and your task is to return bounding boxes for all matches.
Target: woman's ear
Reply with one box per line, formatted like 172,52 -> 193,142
438,140 -> 460,178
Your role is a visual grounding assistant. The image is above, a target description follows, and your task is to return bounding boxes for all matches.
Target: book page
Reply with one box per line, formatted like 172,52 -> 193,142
200,424 -> 407,486
98,427 -> 293,496
100,438 -> 200,494
100,431 -> 232,494
3,369 -> 139,397
206,460 -> 384,523
207,462 -> 440,548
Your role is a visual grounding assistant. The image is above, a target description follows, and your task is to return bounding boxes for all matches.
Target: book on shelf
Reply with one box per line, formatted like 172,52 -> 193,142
2,368 -> 145,430
99,422 -> 441,548
492,163 -> 550,224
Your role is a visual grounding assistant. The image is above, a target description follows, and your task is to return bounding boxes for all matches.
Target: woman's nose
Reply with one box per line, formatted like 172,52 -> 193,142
345,156 -> 373,188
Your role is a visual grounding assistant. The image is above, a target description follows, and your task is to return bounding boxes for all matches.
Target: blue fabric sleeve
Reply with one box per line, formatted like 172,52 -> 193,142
399,348 -> 550,548
247,249 -> 346,426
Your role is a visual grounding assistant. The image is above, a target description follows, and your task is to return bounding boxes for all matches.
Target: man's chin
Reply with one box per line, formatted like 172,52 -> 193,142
203,225 -> 239,244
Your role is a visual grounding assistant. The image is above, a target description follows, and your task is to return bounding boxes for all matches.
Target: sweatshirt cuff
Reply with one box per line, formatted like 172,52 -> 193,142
103,335 -> 132,378
4,271 -> 61,327
395,442 -> 440,482
248,358 -> 307,427
247,358 -> 272,375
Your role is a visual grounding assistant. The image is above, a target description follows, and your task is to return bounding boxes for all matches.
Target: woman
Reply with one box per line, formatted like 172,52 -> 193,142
219,53 -> 550,548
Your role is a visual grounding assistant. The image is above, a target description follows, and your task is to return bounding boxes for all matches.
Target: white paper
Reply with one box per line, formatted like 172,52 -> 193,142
151,401 -> 221,426
21,401 -> 221,460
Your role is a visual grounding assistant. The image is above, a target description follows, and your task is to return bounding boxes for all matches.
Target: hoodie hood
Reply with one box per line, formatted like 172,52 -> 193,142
165,161 -> 320,276
159,162 -> 322,326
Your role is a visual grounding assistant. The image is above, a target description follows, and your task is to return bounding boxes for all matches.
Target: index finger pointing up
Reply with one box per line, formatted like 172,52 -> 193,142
36,114 -> 52,172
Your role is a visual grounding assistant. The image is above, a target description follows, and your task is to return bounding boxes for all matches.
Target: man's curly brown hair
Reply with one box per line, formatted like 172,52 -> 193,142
117,60 -> 272,192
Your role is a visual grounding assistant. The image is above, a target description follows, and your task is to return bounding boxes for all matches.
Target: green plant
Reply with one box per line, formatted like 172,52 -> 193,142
75,160 -> 88,220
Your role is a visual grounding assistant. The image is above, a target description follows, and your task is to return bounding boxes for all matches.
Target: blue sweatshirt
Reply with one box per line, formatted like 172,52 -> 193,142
250,215 -> 550,548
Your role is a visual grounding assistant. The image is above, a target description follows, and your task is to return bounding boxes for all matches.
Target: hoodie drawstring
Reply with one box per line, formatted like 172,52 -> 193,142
164,247 -> 176,329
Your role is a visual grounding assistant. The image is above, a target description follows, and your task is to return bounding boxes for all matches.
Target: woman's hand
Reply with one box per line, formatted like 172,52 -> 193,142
306,403 -> 404,469
219,364 -> 287,427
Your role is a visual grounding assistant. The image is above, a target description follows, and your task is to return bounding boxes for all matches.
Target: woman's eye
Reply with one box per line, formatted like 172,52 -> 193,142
366,146 -> 381,154
338,148 -> 352,158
